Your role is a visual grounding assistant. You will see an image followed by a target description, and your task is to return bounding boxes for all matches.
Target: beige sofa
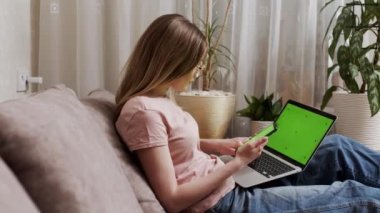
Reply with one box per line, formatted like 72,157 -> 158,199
0,85 -> 166,213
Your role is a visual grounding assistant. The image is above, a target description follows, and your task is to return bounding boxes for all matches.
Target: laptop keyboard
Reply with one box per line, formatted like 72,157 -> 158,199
248,152 -> 295,178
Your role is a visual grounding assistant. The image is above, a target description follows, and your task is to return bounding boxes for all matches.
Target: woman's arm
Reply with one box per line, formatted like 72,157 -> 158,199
200,138 -> 247,156
136,137 -> 267,213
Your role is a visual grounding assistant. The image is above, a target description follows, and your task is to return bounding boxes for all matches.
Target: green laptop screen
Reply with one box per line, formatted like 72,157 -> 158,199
267,102 -> 334,165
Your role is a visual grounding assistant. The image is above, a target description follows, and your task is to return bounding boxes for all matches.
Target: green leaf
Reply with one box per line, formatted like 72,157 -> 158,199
219,44 -> 234,56
337,45 -> 359,92
329,7 -> 352,59
343,13 -> 354,40
359,43 -> 377,58
367,73 -> 380,116
348,63 -> 359,78
244,94 -> 251,105
251,96 -> 259,104
263,110 -> 271,121
337,46 -> 350,71
267,93 -> 274,102
365,0 -> 375,5
323,6 -> 344,46
254,105 -> 265,121
272,98 -> 283,117
344,77 -> 360,93
361,0 -> 377,25
328,40 -> 338,60
327,64 -> 339,79
238,93 -> 283,120
377,2 -> 380,20
360,57 -> 374,83
258,94 -> 264,102
236,107 -> 251,117
349,30 -> 363,63
321,86 -> 339,110
263,99 -> 273,117
213,48 -> 234,65
320,0 -> 337,13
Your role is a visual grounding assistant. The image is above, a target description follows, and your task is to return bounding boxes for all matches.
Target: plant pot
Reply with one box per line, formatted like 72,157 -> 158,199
332,91 -> 380,151
175,92 -> 235,138
251,120 -> 273,136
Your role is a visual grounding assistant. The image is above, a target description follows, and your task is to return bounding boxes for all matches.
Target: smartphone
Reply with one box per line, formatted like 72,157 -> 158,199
242,123 -> 277,145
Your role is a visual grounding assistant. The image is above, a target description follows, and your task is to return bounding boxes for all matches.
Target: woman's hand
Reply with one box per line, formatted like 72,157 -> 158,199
235,137 -> 268,166
217,137 -> 248,156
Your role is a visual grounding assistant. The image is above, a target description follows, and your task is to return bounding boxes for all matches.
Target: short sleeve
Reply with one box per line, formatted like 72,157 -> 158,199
117,110 -> 168,151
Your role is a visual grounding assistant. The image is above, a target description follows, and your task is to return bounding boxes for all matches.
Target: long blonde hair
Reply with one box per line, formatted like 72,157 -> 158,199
115,14 -> 206,117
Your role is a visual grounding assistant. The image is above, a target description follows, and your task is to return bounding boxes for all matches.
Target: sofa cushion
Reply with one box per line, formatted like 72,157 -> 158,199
0,158 -> 39,213
0,85 -> 142,213
83,89 -> 166,213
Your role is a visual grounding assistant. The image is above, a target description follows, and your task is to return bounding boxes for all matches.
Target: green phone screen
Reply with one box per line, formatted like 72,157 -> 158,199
244,124 -> 276,145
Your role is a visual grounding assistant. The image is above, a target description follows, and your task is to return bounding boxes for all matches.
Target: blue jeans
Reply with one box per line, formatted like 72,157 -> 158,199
208,135 -> 380,213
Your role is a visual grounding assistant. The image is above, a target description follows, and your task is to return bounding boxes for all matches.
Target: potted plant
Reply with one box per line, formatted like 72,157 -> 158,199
237,93 -> 283,135
197,0 -> 235,91
175,0 -> 235,138
320,1 -> 380,150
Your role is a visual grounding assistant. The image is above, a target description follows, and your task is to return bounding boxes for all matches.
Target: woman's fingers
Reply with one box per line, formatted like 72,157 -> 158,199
226,147 -> 237,156
235,136 -> 269,164
254,137 -> 268,148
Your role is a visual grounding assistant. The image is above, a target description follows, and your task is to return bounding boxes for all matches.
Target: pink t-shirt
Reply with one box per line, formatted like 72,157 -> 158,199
115,96 -> 235,212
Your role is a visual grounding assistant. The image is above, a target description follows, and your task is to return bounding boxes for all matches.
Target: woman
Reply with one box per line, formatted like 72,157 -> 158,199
115,14 -> 380,213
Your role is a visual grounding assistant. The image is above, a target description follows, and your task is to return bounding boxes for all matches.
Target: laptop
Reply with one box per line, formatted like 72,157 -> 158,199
220,99 -> 336,188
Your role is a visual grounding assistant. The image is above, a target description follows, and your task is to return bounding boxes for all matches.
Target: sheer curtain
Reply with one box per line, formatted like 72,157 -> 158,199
37,0 -> 180,97
230,0 -> 327,136
35,0 -> 328,136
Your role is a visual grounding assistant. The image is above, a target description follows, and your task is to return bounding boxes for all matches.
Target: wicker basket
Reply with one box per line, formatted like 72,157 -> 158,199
175,93 -> 235,138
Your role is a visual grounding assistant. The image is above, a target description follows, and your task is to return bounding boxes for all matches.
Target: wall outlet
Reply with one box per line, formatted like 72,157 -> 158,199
17,72 -> 28,92
50,2 -> 60,14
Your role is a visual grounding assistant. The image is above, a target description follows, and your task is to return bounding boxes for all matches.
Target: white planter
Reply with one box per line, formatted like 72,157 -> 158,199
332,91 -> 380,151
175,92 -> 235,139
251,121 -> 273,136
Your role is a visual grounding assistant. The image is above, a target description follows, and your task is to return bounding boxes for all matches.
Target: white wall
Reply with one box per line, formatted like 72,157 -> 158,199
0,0 -> 31,102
